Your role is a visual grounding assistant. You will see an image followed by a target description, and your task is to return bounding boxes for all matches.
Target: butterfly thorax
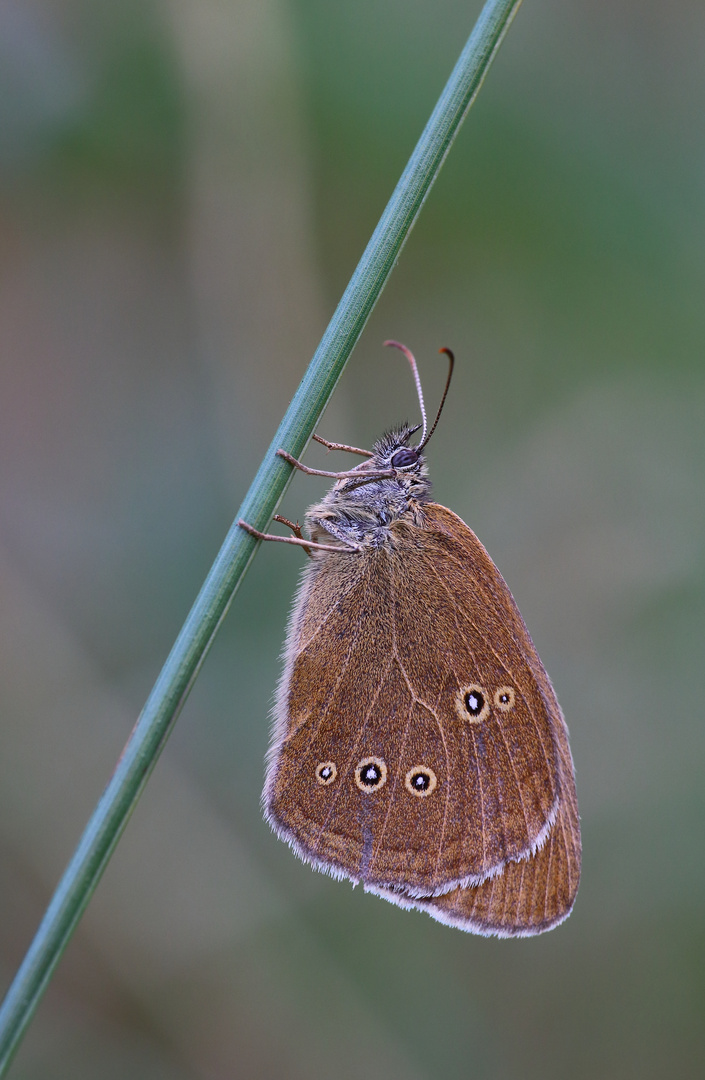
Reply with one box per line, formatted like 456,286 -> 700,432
305,424 -> 432,550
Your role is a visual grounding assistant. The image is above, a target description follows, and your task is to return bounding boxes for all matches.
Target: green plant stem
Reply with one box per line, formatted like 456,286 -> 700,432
0,0 -> 523,1071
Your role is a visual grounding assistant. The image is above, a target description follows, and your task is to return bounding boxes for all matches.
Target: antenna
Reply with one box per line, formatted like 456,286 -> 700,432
383,340 -> 427,445
417,347 -> 454,452
383,341 -> 454,452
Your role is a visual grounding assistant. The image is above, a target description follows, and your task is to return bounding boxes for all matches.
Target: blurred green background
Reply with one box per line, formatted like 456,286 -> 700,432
1,0 -> 704,1076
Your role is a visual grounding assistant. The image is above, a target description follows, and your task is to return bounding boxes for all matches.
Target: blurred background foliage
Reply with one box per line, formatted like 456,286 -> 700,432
1,0 -> 704,1076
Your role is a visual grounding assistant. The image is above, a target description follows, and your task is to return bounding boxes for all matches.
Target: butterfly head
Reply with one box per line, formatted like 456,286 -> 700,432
372,423 -> 424,470
327,420 -> 429,489
306,345 -> 454,546
358,423 -> 429,495
313,424 -> 432,543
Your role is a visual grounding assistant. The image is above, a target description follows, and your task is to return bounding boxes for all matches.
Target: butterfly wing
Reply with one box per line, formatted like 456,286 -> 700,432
264,502 -> 569,897
373,697 -> 580,935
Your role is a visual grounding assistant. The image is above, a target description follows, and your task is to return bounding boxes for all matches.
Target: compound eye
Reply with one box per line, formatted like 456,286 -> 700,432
390,448 -> 419,469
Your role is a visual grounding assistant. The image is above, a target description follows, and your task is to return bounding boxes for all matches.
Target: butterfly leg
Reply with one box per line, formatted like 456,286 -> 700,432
312,434 -> 373,458
305,514 -> 364,550
272,515 -> 312,557
238,518 -> 359,553
276,449 -> 393,481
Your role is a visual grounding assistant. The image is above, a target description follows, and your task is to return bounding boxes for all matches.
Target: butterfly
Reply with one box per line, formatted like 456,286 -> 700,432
239,342 -> 580,936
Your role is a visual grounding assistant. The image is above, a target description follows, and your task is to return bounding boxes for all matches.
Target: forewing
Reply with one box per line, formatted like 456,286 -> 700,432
267,551 -> 467,891
265,502 -> 566,896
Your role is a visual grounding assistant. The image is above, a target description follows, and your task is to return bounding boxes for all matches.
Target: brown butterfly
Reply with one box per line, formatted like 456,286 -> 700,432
240,342 -> 580,936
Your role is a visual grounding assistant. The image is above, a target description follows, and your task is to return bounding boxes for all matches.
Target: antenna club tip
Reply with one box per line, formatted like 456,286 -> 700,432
439,346 -> 455,360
